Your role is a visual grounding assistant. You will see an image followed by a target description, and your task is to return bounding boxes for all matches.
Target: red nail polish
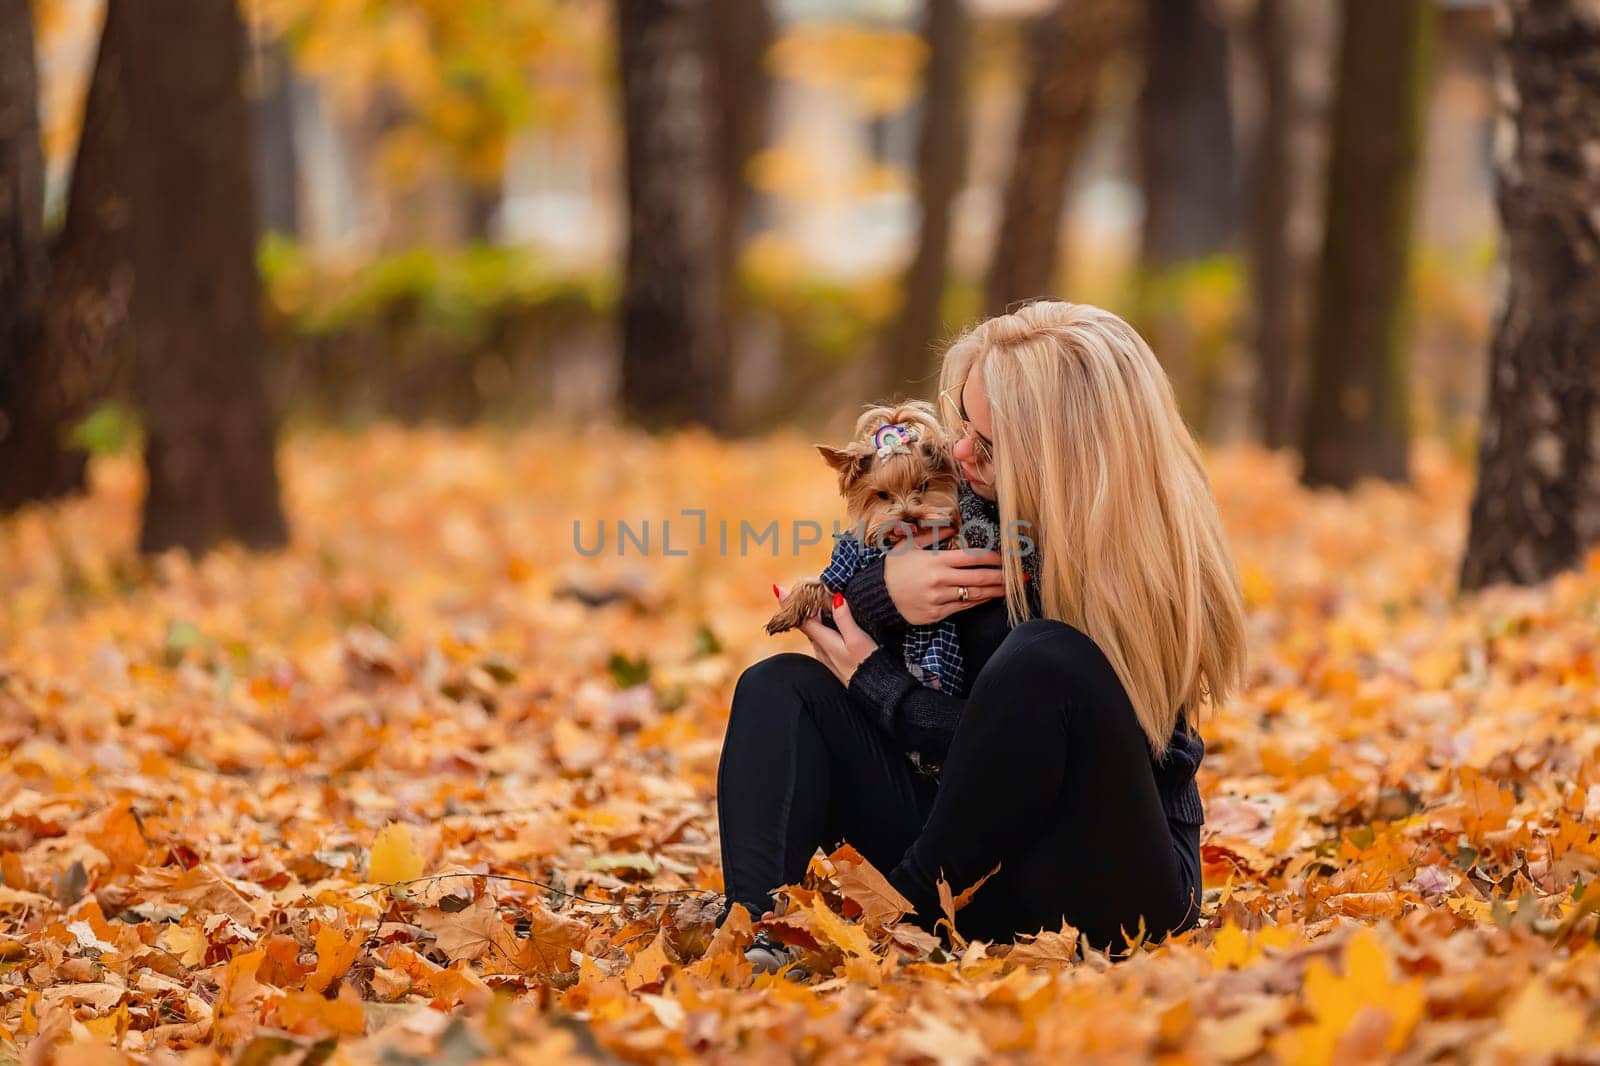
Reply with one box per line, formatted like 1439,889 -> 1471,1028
833,592 -> 844,609
772,583 -> 781,599
1023,573 -> 1031,583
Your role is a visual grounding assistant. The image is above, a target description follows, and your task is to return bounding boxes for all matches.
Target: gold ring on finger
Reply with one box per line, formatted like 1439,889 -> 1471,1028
957,585 -> 969,602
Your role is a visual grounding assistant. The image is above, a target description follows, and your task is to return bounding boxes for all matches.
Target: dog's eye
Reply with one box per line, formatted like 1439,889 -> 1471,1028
916,480 -> 928,494
877,491 -> 891,501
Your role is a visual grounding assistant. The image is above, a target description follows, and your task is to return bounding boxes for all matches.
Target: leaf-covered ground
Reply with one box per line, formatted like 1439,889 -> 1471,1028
2,428 -> 1598,1064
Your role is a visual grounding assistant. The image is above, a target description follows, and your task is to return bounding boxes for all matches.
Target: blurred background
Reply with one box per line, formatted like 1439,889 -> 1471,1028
5,0 -> 1573,586
10,0 -> 1496,426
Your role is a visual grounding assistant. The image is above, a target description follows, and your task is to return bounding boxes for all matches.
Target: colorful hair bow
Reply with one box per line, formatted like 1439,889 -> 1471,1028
873,422 -> 922,458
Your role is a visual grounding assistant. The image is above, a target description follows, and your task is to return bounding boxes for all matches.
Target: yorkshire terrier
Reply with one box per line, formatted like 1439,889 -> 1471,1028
766,400 -> 962,642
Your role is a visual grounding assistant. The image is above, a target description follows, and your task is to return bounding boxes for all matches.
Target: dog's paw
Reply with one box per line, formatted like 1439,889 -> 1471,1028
765,602 -> 805,634
765,580 -> 832,635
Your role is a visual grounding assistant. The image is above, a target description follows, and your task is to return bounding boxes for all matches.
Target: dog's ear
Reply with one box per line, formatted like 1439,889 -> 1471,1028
817,443 -> 872,482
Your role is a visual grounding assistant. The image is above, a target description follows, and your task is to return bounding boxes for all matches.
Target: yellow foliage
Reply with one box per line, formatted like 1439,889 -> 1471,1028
0,433 -> 1598,1060
1272,928 -> 1425,1066
768,22 -> 926,116
368,822 -> 425,885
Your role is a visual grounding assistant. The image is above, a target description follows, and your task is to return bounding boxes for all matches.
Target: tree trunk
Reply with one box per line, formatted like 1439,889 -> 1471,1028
3,0 -> 141,512
121,0 -> 288,553
1299,0 -> 1433,489
462,181 -> 499,243
615,0 -> 728,432
1246,0 -> 1330,450
1137,0 -> 1237,268
986,0 -> 1130,316
879,0 -> 968,397
1246,0 -> 1293,450
0,0 -> 54,509
704,0 -> 772,426
1459,0 -> 1600,590
249,35 -> 300,238
706,0 -> 773,268
0,0 -> 43,361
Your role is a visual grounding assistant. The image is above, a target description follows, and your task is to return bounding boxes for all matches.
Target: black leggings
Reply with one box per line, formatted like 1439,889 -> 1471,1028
717,619 -> 1201,952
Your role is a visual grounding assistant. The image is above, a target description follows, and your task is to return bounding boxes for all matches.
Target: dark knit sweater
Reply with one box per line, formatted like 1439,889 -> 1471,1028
840,553 -> 1206,827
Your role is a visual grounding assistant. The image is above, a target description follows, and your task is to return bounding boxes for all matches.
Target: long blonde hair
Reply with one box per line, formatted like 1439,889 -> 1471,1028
937,301 -> 1247,755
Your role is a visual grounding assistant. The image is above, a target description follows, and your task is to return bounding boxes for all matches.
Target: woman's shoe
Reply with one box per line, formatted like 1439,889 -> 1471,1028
745,931 -> 801,975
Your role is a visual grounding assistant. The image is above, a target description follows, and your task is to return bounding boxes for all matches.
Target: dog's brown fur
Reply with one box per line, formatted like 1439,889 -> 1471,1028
767,400 -> 961,635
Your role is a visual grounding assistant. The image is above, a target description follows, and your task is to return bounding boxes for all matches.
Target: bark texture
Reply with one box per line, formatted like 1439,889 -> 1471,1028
705,0 -> 773,427
1247,0 -> 1333,449
706,0 -> 773,266
985,0 -> 1130,316
0,0 -> 42,363
0,0 -> 76,510
2,1 -> 142,510
1460,0 -> 1600,589
250,36 -> 300,238
880,0 -> 968,397
1299,0 -> 1433,488
1137,0 -> 1237,268
616,0 -> 728,431
123,0 -> 288,553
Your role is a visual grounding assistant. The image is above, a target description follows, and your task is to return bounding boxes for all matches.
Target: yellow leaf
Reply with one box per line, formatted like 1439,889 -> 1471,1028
1410,647 -> 1460,689
1198,998 -> 1290,1062
807,896 -> 874,958
1211,921 -> 1252,969
1007,924 -> 1080,970
368,822 -> 425,885
161,924 -> 209,967
829,844 -> 912,926
952,862 -> 1001,911
305,926 -> 361,993
418,897 -> 514,963
213,948 -> 271,1048
1278,927 -> 1424,1066
1499,980 -> 1585,1055
1211,922 -> 1300,969
1240,564 -> 1276,607
623,931 -> 672,991
272,983 -> 365,1037
512,902 -> 588,975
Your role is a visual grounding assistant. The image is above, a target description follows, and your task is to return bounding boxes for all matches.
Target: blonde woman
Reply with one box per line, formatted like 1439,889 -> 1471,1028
718,301 -> 1247,964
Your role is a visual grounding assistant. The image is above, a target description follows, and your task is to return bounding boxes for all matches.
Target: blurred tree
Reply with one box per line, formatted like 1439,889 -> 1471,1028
1,0 -> 133,511
986,0 -> 1130,315
249,35 -> 301,237
706,0 -> 773,275
0,0 -> 61,512
879,0 -> 968,396
1137,0 -> 1236,268
1299,0 -> 1433,489
122,0 -> 288,553
705,0 -> 773,420
1134,0 -> 1236,436
0,0 -> 55,509
1460,0 -> 1600,589
1246,0 -> 1331,449
615,0 -> 728,431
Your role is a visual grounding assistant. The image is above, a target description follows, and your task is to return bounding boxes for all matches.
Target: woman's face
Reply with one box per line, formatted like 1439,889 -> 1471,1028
953,368 -> 998,501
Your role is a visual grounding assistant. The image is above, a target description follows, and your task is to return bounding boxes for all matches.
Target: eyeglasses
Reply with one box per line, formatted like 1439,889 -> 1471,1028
941,381 -> 995,468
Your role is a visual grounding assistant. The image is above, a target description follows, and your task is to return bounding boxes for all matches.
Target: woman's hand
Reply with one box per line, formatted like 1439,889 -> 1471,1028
784,589 -> 879,687
883,528 -> 1006,625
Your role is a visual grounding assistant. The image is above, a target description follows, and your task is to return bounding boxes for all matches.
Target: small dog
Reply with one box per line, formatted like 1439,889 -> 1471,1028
766,399 -> 962,645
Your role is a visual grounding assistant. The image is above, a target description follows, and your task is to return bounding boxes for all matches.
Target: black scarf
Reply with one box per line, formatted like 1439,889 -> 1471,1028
956,479 -> 1043,595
